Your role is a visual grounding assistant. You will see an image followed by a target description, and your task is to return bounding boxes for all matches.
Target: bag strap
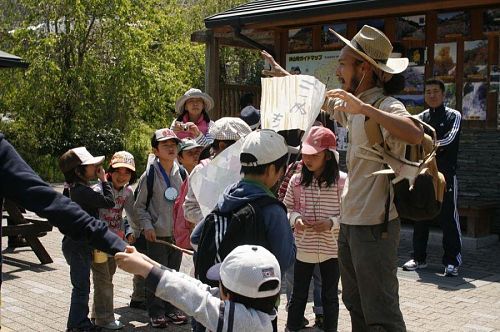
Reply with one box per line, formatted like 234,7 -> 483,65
364,98 -> 438,163
292,175 -> 304,213
145,165 -> 155,209
215,300 -> 235,332
179,165 -> 187,181
364,96 -> 387,147
364,96 -> 391,237
247,195 -> 287,214
227,301 -> 235,332
216,301 -> 225,332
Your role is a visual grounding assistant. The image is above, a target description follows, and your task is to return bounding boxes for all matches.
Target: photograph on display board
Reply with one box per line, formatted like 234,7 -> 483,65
403,66 -> 425,93
464,40 -> 488,80
286,51 -> 342,90
394,95 -> 425,115
433,42 -> 457,79
462,82 -> 487,120
396,15 -> 426,40
484,9 -> 500,32
322,23 -> 347,48
356,19 -> 384,32
437,11 -> 470,39
407,47 -> 426,66
289,27 -> 313,52
444,83 -> 457,109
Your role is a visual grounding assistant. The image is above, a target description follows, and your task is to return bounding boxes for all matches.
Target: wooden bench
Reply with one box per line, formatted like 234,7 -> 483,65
2,209 -> 54,264
458,201 -> 498,237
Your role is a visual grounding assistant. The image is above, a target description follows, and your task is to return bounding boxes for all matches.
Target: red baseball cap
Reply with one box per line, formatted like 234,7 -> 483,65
302,126 -> 339,161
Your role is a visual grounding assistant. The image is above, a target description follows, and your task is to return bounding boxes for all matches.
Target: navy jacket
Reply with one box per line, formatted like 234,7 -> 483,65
418,105 -> 461,177
0,134 -> 127,254
217,179 -> 296,272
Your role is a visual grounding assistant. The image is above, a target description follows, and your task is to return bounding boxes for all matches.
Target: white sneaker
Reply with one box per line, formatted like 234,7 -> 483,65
444,264 -> 459,277
402,259 -> 428,271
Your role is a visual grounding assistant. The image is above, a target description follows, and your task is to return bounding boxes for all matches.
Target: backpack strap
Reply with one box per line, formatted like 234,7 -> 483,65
247,195 -> 287,214
215,300 -> 236,332
364,96 -> 387,147
227,301 -> 235,332
216,301 -> 225,332
291,175 -> 305,214
364,96 -> 390,237
145,165 -> 155,209
179,166 -> 187,181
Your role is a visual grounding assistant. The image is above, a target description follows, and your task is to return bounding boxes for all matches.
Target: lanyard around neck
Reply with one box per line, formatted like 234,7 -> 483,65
156,161 -> 172,188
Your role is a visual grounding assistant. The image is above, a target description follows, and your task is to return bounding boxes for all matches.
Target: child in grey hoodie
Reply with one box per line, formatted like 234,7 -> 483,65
116,245 -> 280,332
133,128 -> 187,327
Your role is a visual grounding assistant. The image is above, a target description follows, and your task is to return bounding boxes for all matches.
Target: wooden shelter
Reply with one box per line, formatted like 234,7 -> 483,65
193,0 -> 500,237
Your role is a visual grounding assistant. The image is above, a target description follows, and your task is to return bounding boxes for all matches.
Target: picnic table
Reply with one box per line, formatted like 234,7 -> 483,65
1,200 -> 53,264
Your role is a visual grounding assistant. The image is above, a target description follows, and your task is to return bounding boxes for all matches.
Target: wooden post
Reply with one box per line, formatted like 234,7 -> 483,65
205,29 -> 221,119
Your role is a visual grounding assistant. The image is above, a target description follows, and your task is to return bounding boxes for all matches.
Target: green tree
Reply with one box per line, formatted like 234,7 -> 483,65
0,0 -> 250,180
0,0 -> 203,178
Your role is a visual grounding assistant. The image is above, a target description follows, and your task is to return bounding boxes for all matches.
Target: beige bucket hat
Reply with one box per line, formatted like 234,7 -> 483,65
329,25 -> 408,74
175,88 -> 214,114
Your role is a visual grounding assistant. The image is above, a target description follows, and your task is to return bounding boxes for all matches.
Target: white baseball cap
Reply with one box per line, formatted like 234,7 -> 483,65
206,245 -> 281,298
73,147 -> 105,165
155,128 -> 180,143
240,129 -> 288,166
59,147 -> 105,173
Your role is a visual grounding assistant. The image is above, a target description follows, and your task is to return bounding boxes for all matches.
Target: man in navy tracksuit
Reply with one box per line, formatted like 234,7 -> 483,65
403,78 -> 462,276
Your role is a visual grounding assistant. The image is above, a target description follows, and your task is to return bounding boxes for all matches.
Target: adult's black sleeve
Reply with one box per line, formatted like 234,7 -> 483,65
0,134 -> 127,254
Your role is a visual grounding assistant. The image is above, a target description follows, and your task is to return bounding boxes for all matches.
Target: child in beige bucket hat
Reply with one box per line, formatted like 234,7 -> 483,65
171,88 -> 215,147
90,150 -> 138,330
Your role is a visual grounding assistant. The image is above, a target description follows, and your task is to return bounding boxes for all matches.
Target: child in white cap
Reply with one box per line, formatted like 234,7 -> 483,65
59,147 -> 115,331
133,128 -> 188,327
116,245 -> 281,332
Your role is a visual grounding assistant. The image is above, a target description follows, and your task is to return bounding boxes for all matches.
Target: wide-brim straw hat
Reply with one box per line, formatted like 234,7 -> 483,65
175,88 -> 214,114
329,25 -> 408,74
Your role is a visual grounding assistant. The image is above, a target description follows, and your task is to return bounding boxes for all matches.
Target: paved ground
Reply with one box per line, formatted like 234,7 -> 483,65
2,225 -> 500,331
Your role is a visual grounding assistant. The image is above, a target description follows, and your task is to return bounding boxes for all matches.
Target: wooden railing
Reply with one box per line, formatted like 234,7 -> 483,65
216,83 -> 261,119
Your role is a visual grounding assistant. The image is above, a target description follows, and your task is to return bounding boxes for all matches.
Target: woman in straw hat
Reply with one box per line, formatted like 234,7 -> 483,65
262,25 -> 424,331
171,88 -> 215,147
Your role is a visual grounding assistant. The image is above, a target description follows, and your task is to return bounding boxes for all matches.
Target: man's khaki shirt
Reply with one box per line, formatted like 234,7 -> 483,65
333,87 -> 410,225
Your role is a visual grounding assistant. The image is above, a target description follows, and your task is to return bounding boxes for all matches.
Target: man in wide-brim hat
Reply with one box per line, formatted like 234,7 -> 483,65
324,25 -> 423,332
261,25 -> 423,331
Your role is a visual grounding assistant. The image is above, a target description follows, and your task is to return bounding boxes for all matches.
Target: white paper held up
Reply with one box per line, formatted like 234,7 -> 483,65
260,75 -> 326,138
189,139 -> 244,218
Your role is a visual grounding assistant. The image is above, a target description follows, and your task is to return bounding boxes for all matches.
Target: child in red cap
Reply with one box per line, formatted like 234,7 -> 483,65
283,126 -> 346,332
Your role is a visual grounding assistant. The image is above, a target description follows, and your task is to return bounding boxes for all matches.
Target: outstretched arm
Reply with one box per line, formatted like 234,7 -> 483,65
326,89 -> 423,145
261,50 -> 291,77
0,135 -> 127,254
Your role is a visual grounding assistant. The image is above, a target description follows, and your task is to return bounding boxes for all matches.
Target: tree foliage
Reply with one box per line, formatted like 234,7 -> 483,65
0,0 -> 248,180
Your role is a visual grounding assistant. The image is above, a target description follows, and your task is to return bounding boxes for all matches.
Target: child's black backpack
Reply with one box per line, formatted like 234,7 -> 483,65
195,195 -> 286,287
